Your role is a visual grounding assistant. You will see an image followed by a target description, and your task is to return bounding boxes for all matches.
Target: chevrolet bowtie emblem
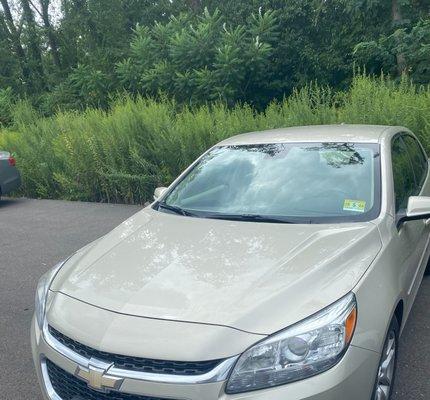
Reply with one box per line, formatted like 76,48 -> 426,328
75,358 -> 124,393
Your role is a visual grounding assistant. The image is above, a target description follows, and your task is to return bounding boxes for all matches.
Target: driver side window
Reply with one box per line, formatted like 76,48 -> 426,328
392,136 -> 416,213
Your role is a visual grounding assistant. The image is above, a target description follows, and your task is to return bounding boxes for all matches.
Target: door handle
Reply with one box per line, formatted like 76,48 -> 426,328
425,218 -> 430,226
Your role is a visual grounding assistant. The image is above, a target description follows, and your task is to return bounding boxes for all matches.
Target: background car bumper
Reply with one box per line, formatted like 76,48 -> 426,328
1,171 -> 21,195
32,315 -> 380,400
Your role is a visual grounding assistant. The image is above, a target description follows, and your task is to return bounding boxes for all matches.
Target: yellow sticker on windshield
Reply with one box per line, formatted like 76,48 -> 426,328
343,199 -> 366,213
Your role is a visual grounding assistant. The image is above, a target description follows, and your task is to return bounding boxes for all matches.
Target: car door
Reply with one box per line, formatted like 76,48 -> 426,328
391,134 -> 430,314
402,134 -> 430,299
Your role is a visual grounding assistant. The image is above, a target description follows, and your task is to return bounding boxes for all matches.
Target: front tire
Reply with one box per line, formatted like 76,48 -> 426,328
371,317 -> 399,400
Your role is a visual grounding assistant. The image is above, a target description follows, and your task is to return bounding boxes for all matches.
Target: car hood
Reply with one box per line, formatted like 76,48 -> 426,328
52,208 -> 382,335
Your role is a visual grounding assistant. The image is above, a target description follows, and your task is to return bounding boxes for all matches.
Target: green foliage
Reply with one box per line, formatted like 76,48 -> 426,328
64,64 -> 113,109
354,20 -> 430,82
10,99 -> 40,127
36,64 -> 114,114
115,8 -> 279,108
1,0 -> 429,124
351,0 -> 430,80
0,87 -> 13,126
1,75 -> 429,204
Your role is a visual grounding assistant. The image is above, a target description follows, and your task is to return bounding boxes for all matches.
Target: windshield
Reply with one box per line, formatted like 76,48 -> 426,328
160,142 -> 381,223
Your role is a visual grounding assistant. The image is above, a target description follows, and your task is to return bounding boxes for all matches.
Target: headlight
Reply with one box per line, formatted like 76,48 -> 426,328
226,293 -> 357,394
35,261 -> 65,329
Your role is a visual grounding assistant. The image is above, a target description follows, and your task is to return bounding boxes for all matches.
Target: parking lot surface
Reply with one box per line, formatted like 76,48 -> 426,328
0,198 -> 428,399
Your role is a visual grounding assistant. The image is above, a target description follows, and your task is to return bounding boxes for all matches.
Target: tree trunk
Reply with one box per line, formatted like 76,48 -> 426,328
21,0 -> 45,87
39,0 -> 61,69
0,0 -> 31,84
391,0 -> 407,75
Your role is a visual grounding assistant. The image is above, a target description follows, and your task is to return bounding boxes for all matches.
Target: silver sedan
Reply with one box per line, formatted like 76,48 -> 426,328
32,125 -> 430,400
0,151 -> 21,197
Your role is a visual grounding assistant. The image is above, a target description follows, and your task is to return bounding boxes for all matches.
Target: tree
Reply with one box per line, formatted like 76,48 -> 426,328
0,0 -> 429,120
391,0 -> 406,74
21,0 -> 44,82
347,0 -> 429,78
37,0 -> 62,70
0,0 -> 31,88
116,8 -> 280,107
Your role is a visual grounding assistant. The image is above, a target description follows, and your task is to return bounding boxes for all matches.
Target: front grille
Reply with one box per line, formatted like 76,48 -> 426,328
48,325 -> 222,375
46,359 -> 170,400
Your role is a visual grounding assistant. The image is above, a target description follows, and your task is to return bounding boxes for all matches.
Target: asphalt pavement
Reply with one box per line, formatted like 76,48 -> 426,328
0,198 -> 428,400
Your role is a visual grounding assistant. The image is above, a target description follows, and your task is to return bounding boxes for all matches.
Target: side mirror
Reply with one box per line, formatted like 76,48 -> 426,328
397,196 -> 430,227
153,187 -> 168,201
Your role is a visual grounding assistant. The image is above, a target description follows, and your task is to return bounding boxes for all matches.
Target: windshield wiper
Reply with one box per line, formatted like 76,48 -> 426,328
206,213 -> 297,224
157,202 -> 196,217
157,204 -> 305,223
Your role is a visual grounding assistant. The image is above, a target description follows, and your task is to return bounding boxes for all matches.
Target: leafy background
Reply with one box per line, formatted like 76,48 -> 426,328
0,0 -> 429,203
1,75 -> 429,203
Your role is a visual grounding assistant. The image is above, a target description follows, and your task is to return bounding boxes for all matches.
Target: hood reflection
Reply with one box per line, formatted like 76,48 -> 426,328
57,208 -> 381,334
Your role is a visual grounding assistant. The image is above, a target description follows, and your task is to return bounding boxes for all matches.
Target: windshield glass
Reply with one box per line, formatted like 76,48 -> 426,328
161,142 -> 381,223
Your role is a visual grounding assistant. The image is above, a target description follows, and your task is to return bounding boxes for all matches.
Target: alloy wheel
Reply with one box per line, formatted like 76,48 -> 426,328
373,330 -> 397,400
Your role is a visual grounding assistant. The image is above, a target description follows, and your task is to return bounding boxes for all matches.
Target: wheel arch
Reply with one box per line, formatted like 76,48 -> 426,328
393,299 -> 404,328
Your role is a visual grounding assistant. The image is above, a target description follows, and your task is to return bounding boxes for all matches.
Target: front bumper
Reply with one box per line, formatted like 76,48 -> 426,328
32,315 -> 380,400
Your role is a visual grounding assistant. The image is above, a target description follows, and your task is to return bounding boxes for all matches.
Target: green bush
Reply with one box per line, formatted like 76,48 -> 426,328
115,8 -> 280,108
0,88 -> 14,127
1,75 -> 429,204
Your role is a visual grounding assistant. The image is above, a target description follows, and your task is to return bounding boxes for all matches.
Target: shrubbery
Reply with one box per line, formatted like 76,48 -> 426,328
115,9 -> 279,108
0,88 -> 14,126
1,75 -> 429,204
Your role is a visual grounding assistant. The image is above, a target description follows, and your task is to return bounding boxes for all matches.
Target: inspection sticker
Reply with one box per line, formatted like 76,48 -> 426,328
343,199 -> 366,213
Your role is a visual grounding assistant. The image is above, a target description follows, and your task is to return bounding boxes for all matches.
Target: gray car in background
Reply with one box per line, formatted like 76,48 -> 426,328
0,151 -> 21,197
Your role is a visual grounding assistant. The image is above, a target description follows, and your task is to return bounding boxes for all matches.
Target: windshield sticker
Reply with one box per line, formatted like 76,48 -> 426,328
343,199 -> 366,213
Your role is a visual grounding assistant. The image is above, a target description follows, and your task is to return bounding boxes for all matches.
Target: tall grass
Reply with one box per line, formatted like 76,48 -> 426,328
1,75 -> 429,204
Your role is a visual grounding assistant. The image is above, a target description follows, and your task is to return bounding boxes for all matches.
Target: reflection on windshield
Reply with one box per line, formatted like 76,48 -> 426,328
162,142 -> 380,223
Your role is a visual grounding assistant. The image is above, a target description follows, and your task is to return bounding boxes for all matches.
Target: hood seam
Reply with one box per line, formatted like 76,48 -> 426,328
52,290 -> 268,337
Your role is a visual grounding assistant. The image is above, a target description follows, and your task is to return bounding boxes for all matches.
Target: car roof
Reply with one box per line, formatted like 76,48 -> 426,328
218,124 -> 405,146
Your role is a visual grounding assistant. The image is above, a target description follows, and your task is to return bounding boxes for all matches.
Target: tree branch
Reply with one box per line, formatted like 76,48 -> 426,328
28,0 -> 43,19
17,14 -> 24,35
